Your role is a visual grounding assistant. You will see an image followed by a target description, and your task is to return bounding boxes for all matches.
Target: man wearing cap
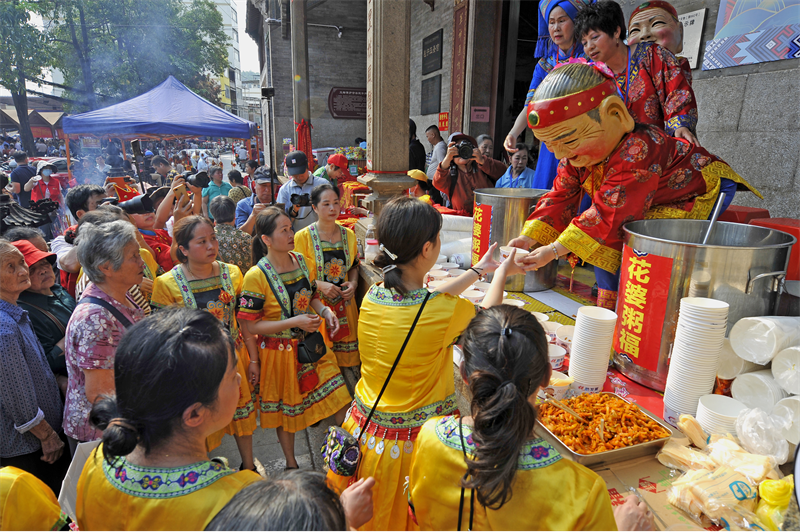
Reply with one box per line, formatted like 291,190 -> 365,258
433,133 -> 506,216
235,170 -> 279,234
313,153 -> 352,189
276,151 -> 329,231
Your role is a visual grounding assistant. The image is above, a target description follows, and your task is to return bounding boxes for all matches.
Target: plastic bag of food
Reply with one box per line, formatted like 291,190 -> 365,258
707,435 -> 781,483
668,469 -> 714,525
735,408 -> 790,466
756,475 -> 794,531
657,440 -> 717,471
729,316 -> 800,365
678,414 -> 709,450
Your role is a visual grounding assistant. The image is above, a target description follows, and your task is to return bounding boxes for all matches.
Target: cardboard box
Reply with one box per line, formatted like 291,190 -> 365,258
596,455 -> 723,531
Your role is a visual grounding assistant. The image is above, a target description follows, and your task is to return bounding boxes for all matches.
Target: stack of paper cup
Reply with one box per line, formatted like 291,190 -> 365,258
772,396 -> 800,445
731,369 -> 788,411
687,271 -> 712,298
729,316 -> 800,365
696,394 -> 747,436
568,306 -> 617,394
716,338 -> 765,381
771,346 -> 800,395
663,297 -> 728,424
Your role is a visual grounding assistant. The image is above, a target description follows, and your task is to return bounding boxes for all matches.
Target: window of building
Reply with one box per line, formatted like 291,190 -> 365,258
232,9 -> 237,24
233,28 -> 239,43
234,49 -> 240,64
225,86 -> 230,100
229,68 -> 236,85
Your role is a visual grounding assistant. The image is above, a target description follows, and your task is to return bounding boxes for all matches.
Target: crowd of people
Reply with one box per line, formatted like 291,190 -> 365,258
0,0 -> 733,528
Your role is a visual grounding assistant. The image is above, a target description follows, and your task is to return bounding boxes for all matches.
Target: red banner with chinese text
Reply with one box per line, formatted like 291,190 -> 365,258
613,247 -> 673,373
471,203 -> 492,267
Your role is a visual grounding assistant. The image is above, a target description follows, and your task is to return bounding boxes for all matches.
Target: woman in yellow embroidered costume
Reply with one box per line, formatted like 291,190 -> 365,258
326,197 -> 523,531
1,467 -> 69,531
408,306 -> 652,531
294,184 -> 360,369
238,207 -> 350,469
76,308 -> 260,531
149,216 -> 257,471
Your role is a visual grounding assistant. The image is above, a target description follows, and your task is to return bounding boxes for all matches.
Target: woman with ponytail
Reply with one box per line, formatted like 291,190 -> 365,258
407,306 -> 655,530
326,197 -> 523,530
238,207 -> 350,469
76,308 -> 260,530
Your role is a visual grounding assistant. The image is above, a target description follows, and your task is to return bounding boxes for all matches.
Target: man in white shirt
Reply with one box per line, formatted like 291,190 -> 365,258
275,151 -> 329,232
237,145 -> 248,162
196,154 -> 209,172
425,125 -> 447,179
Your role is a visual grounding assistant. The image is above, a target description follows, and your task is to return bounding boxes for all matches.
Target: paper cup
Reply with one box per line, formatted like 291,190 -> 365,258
541,370 -> 573,400
430,263 -> 443,271
473,281 -> 492,291
427,280 -> 448,292
569,380 -> 604,395
502,299 -> 525,308
531,311 -> 550,323
448,269 -> 467,278
499,246 -> 529,260
556,325 -> 574,354
437,254 -> 447,264
462,290 -> 485,304
548,344 -> 567,370
426,270 -> 449,284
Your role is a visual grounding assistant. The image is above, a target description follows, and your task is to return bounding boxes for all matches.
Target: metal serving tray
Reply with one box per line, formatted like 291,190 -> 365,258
534,392 -> 673,469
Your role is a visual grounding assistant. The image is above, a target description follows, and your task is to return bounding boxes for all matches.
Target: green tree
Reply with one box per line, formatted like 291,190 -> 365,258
46,0 -> 229,112
0,1 -> 51,154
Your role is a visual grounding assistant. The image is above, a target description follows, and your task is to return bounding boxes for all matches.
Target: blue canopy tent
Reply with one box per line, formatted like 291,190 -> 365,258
63,75 -> 257,139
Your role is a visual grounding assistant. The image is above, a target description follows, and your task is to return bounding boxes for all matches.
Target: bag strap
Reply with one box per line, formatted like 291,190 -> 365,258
457,417 -> 476,531
256,261 -> 293,320
362,291 -> 431,432
17,300 -> 66,334
79,296 -> 133,329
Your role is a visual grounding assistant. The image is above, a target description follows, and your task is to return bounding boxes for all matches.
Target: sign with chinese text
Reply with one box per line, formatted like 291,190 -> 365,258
422,29 -> 443,75
328,87 -> 367,119
438,112 -> 449,132
613,247 -> 673,372
678,9 -> 706,69
421,76 -> 441,115
471,202 -> 492,266
81,138 -> 101,149
470,106 -> 490,123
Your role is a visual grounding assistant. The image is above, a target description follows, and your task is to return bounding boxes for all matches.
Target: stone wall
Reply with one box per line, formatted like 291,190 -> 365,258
623,0 -> 800,218
265,0 -> 367,166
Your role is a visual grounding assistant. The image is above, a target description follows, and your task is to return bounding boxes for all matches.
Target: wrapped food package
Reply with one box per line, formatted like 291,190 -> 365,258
690,466 -> 757,521
678,414 -> 709,450
707,436 -> 781,483
668,469 -> 715,525
657,440 -> 717,471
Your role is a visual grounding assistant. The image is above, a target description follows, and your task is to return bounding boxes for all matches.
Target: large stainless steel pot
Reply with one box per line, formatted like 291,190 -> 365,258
473,188 -> 555,292
614,219 -> 796,391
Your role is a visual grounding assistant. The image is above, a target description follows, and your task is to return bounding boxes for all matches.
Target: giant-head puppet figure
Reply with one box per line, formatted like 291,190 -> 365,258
526,61 -> 634,168
627,1 -> 683,55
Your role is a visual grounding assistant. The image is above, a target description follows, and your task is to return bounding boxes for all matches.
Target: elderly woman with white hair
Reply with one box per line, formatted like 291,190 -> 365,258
63,220 -> 146,454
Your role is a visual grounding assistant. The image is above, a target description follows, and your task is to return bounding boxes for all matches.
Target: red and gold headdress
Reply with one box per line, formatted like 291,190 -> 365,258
629,0 -> 679,25
527,59 -> 619,130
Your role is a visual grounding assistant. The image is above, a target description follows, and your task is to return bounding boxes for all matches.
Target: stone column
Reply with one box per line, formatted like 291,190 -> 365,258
291,0 -> 311,134
361,0 -> 415,215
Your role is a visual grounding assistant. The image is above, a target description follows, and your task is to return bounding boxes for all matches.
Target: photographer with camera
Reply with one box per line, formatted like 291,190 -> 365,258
433,133 -> 506,216
275,151 -> 329,232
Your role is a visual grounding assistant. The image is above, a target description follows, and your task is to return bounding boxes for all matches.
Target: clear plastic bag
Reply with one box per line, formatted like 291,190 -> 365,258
729,316 -> 800,365
735,408 -> 789,466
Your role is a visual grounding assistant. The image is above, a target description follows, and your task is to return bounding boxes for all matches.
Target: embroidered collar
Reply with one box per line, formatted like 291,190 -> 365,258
434,416 -> 562,470
256,252 -> 312,319
366,284 -> 437,306
102,455 -> 236,499
171,261 -> 236,332
309,223 -> 351,287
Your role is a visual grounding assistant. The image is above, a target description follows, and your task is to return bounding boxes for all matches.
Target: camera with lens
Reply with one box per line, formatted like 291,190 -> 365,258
290,193 -> 311,206
117,195 -> 154,215
183,170 -> 210,189
456,140 -> 475,160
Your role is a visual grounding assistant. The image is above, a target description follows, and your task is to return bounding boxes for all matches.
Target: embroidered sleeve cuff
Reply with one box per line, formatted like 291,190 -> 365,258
557,223 -> 622,274
236,311 -> 261,322
15,408 -> 44,433
521,219 -> 560,245
666,115 -> 697,135
524,88 -> 536,107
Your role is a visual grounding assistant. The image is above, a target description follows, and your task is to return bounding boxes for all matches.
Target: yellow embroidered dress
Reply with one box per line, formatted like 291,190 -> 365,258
294,223 -> 361,367
408,416 -> 618,531
327,285 -> 477,531
237,252 -> 350,432
75,444 -> 260,531
150,262 -> 256,451
1,466 -> 68,531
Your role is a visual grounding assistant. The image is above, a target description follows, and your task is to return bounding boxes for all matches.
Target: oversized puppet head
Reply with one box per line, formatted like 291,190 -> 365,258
627,0 -> 683,55
526,60 -> 635,168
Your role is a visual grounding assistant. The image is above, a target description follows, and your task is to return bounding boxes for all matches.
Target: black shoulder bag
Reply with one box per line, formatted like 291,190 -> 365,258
78,296 -> 133,329
458,416 -> 476,531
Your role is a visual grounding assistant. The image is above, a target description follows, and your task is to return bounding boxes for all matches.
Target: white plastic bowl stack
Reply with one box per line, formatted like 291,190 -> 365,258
716,338 -> 765,381
771,346 -> 800,395
696,394 -> 747,436
731,369 -> 788,412
567,306 -> 617,394
772,396 -> 800,446
663,297 -> 728,420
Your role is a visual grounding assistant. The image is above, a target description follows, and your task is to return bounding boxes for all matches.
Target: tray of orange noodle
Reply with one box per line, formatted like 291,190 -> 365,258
535,392 -> 672,468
